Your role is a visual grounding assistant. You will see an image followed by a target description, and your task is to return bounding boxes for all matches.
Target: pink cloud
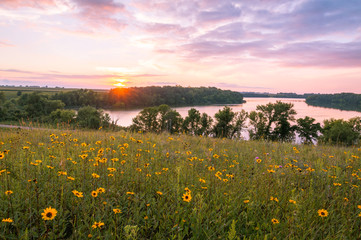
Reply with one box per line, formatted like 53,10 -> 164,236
0,40 -> 14,47
0,0 -> 57,9
72,0 -> 127,30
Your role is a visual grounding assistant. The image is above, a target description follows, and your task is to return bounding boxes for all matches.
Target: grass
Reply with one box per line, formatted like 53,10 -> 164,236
0,128 -> 361,239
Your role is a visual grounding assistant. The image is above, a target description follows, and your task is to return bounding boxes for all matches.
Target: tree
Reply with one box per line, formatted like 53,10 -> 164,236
213,107 -> 247,139
130,105 -> 183,134
131,106 -> 160,132
320,119 -> 360,146
76,106 -> 110,129
183,108 -> 202,134
49,109 -> 76,124
296,116 -> 321,144
18,92 -> 65,120
199,113 -> 213,136
248,111 -> 267,140
249,101 -> 297,141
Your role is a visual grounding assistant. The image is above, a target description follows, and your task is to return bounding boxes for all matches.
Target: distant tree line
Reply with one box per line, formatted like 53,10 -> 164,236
51,86 -> 245,109
242,92 -> 314,98
306,93 -> 361,112
130,102 -> 361,146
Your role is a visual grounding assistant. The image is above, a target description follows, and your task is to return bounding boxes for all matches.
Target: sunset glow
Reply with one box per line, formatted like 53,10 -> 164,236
113,79 -> 127,88
0,0 -> 360,93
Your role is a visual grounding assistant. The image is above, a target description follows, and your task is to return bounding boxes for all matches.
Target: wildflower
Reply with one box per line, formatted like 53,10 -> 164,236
289,200 -> 296,204
256,158 -> 262,163
126,192 -> 135,195
271,218 -> 279,224
5,190 -> 13,195
113,209 -> 122,214
208,166 -> 215,171
267,169 -> 275,173
67,177 -> 75,181
270,196 -> 279,202
2,218 -> 13,223
144,216 -> 148,220
184,187 -> 191,194
318,209 -> 328,217
92,221 -> 105,229
58,171 -> 67,176
41,207 -> 57,220
97,188 -> 105,194
182,193 -> 192,202
72,190 -> 83,198
244,200 -> 250,204
156,191 -> 163,195
92,173 -> 100,178
0,152 -> 4,159
91,191 -> 98,198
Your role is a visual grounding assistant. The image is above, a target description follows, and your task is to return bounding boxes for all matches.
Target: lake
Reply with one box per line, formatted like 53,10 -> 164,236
105,97 -> 361,128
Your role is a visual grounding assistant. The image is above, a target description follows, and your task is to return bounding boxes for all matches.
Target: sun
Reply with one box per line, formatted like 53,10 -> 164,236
113,78 -> 127,88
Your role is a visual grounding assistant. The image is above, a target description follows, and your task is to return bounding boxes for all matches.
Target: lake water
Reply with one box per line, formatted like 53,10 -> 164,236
105,97 -> 361,128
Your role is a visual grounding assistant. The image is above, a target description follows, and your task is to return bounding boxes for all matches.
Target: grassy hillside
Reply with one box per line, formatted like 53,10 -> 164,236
0,128 -> 361,239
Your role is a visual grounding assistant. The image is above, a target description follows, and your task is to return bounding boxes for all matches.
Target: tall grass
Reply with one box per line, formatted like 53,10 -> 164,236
0,128 -> 360,239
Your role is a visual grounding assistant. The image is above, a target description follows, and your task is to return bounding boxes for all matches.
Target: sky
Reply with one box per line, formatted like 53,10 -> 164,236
0,0 -> 361,93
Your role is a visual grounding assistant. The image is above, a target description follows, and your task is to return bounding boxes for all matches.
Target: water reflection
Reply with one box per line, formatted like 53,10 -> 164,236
105,98 -> 361,128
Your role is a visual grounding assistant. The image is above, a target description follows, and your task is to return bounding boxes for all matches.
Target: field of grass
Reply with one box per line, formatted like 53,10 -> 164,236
1,128 -> 361,239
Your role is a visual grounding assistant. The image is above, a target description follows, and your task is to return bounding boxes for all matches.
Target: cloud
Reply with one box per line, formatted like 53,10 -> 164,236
258,41 -> 361,68
71,0 -> 127,30
0,40 -> 14,47
0,0 -> 127,31
0,0 -> 57,9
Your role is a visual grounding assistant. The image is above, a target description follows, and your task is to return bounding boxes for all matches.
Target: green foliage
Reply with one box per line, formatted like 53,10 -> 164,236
131,105 -> 183,133
320,118 -> 360,146
227,220 -> 240,240
48,109 -> 76,124
213,107 -> 248,138
306,93 -> 361,112
108,86 -> 244,108
249,101 -> 297,141
76,106 -> 111,129
296,116 -> 321,144
52,89 -> 105,108
17,92 -> 65,120
0,91 -> 5,104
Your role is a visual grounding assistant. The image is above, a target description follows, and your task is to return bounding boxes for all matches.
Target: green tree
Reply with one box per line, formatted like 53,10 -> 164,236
18,92 -> 65,119
249,101 -> 296,141
213,107 -> 247,138
199,113 -> 213,136
248,111 -> 267,140
49,109 -> 76,124
183,108 -> 202,135
320,119 -> 360,146
131,106 -> 159,132
76,106 -> 110,129
296,116 -> 321,144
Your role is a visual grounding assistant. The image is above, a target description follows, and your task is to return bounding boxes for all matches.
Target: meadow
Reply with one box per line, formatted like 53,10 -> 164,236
1,127 -> 361,239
